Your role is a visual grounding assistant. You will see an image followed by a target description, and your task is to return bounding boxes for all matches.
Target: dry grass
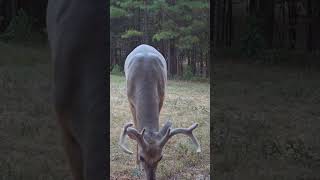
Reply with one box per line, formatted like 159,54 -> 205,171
110,75 -> 210,180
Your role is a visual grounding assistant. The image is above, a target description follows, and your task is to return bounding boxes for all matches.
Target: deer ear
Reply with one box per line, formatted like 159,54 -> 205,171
127,133 -> 136,140
126,127 -> 148,149
126,127 -> 139,140
160,120 -> 172,136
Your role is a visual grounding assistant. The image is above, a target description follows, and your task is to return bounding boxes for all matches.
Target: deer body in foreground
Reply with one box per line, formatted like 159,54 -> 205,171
119,44 -> 201,180
46,0 -> 107,179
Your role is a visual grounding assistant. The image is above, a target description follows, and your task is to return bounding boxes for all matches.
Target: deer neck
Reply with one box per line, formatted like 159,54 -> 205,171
129,85 -> 159,131
135,99 -> 160,132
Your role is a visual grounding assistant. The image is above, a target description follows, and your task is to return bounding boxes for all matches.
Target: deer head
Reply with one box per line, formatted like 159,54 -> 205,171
119,121 -> 201,179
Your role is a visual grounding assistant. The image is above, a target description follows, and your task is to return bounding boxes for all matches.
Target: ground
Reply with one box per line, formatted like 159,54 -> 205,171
213,61 -> 320,180
0,42 -> 210,180
110,75 -> 210,180
2,42 -> 319,180
0,42 -> 71,179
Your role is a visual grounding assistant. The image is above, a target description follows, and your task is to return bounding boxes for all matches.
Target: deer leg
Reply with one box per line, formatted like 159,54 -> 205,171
57,113 -> 84,180
159,96 -> 164,112
62,133 -> 84,180
78,65 -> 108,180
82,122 -> 107,180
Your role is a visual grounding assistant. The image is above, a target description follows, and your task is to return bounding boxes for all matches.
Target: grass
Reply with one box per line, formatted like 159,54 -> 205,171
213,61 -> 320,179
0,42 -> 71,179
5,39 -> 319,180
0,42 -> 50,66
110,75 -> 210,179
0,42 -> 210,179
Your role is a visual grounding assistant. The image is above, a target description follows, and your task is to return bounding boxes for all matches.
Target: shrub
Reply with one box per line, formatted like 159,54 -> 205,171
240,16 -> 265,57
111,64 -> 123,75
182,65 -> 193,80
0,9 -> 34,42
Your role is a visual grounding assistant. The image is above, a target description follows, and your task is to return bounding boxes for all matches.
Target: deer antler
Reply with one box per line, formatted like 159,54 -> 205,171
119,122 -> 134,154
159,122 -> 201,153
119,122 -> 147,154
127,127 -> 147,150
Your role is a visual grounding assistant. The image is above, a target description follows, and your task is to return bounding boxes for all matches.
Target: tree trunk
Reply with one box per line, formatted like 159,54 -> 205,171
288,0 -> 297,49
169,39 -> 177,76
214,0 -> 223,48
180,52 -> 184,76
10,0 -> 17,19
187,50 -> 191,66
260,0 -> 275,48
167,41 -> 171,77
211,0 -> 215,53
191,46 -> 196,75
306,0 -> 312,51
281,0 -> 286,48
143,0 -> 149,44
226,0 -> 232,47
0,0 -> 18,31
221,0 -> 226,47
206,52 -> 209,78
200,50 -> 204,76
315,1 -> 320,50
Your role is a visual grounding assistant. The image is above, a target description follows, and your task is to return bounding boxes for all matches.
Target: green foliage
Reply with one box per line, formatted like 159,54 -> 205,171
240,16 -> 265,57
111,0 -> 209,48
147,0 -> 168,13
177,0 -> 209,9
0,9 -> 34,42
182,65 -> 193,80
152,31 -> 179,41
161,19 -> 177,30
111,64 -> 123,75
176,35 -> 199,50
110,6 -> 128,18
117,0 -> 144,10
183,15 -> 193,21
121,29 -> 143,39
190,20 -> 207,32
110,0 -> 209,80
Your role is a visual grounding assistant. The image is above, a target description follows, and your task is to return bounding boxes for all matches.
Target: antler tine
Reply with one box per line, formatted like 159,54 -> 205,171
159,120 -> 173,136
127,127 -> 147,149
141,128 -> 146,136
160,123 -> 201,153
119,122 -> 134,154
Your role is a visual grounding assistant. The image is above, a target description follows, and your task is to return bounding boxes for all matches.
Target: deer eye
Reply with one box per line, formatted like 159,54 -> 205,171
140,156 -> 145,162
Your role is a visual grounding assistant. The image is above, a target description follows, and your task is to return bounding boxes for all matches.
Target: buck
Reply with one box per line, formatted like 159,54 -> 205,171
46,0 -> 107,179
119,44 -> 201,180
